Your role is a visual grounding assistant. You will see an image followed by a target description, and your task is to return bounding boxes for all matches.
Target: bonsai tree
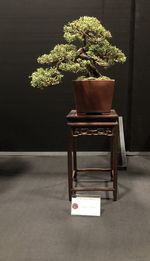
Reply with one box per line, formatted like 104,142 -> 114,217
30,16 -> 126,88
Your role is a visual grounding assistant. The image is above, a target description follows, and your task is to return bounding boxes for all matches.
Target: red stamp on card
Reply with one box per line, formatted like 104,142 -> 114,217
72,203 -> 78,209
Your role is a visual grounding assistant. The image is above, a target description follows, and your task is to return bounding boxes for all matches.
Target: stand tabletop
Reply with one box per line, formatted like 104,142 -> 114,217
66,110 -> 118,123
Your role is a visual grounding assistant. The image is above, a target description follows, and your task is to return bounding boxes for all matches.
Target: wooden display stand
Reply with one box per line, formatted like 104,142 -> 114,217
66,110 -> 119,201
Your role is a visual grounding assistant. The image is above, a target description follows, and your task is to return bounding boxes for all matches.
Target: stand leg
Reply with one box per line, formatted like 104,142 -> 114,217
112,125 -> 118,201
73,137 -> 77,181
110,137 -> 114,181
67,128 -> 73,201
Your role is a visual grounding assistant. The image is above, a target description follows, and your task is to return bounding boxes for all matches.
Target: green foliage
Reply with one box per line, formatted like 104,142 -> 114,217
30,16 -> 126,88
30,67 -> 63,88
64,16 -> 112,43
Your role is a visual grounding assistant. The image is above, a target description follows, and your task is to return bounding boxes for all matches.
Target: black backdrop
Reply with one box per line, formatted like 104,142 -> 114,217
0,0 -> 149,151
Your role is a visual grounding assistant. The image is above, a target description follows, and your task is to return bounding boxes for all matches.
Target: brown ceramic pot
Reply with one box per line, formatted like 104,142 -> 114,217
73,80 -> 115,114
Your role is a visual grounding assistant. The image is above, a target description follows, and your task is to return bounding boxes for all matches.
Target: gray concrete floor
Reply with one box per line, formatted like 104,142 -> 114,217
0,155 -> 150,261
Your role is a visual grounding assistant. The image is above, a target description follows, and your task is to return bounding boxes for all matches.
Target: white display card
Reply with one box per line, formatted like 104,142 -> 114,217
71,196 -> 101,216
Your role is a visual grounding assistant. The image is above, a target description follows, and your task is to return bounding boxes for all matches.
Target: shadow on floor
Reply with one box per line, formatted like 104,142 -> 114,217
0,157 -> 30,177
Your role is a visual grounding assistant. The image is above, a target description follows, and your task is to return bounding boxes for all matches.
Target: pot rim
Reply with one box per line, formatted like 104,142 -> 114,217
73,79 -> 115,82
